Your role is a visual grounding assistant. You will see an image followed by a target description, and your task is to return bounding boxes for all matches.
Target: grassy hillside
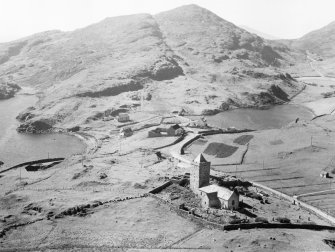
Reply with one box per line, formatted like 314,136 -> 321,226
286,21 -> 335,59
0,4 -> 305,130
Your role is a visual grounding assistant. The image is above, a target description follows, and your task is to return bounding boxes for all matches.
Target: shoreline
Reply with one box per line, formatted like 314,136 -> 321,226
0,89 -> 87,170
70,131 -> 99,155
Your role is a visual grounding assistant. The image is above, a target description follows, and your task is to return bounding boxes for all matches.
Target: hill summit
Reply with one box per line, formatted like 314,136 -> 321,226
0,4 -> 303,130
291,20 -> 335,58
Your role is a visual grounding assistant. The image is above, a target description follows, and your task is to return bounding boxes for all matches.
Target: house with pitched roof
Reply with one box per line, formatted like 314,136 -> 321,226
167,124 -> 183,136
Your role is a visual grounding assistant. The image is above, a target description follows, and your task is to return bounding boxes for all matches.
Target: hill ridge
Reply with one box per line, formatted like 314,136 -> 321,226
0,4 -> 304,130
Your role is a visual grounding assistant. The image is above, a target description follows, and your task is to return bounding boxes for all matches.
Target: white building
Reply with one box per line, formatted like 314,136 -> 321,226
118,113 -> 130,122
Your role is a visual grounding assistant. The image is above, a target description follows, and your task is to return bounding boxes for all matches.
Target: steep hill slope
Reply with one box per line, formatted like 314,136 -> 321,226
239,25 -> 279,40
0,5 -> 304,131
289,21 -> 335,58
155,4 -> 295,68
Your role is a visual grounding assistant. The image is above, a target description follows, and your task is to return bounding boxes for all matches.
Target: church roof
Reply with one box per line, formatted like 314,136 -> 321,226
193,153 -> 208,163
199,185 -> 237,200
170,124 -> 181,130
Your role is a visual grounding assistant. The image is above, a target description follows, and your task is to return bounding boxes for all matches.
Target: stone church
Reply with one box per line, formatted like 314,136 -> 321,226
190,153 -> 239,210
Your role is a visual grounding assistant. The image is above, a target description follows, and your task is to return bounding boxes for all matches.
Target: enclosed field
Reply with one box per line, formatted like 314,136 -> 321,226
209,118 -> 335,217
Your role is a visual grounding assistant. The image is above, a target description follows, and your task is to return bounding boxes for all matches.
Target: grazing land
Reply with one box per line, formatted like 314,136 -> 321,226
211,118 -> 335,217
1,4 -> 335,251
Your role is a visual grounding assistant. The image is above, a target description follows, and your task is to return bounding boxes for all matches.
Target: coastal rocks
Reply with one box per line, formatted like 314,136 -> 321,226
0,83 -> 21,99
269,84 -> 290,101
247,92 -> 277,106
219,102 -> 231,111
16,107 -> 36,122
201,109 -> 221,116
68,126 -> 80,132
17,119 -> 53,133
245,85 -> 290,107
200,86 -> 290,116
202,98 -> 241,115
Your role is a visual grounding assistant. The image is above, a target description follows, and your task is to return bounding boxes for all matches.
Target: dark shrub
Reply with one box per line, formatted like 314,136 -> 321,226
229,218 -> 243,224
276,217 -> 290,223
68,126 -> 80,132
254,217 -> 269,223
246,192 -> 262,200
301,221 -> 316,225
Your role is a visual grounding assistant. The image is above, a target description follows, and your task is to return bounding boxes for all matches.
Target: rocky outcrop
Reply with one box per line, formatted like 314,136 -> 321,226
0,83 -> 21,99
67,126 -> 80,132
16,107 -> 35,122
17,119 -> 53,133
270,84 -> 289,102
76,80 -> 143,98
246,92 -> 278,106
0,41 -> 27,65
149,57 -> 184,81
201,109 -> 221,116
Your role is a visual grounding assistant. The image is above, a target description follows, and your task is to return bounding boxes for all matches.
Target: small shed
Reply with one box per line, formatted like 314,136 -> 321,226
118,113 -> 130,122
199,185 -> 239,210
167,124 -> 183,136
119,127 -> 133,137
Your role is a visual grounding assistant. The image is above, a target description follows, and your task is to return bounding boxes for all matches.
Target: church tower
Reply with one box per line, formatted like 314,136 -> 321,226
190,153 -> 210,193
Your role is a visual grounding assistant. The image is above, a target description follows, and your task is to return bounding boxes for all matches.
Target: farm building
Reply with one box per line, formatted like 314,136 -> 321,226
119,127 -> 133,137
167,124 -> 183,136
190,153 -> 239,210
148,125 -> 183,138
148,128 -> 162,138
148,128 -> 168,138
118,113 -> 130,122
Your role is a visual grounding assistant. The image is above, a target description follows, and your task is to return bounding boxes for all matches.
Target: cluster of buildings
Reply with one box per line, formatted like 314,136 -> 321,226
118,114 -> 185,140
116,112 -> 238,210
190,153 -> 239,210
148,124 -> 183,138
